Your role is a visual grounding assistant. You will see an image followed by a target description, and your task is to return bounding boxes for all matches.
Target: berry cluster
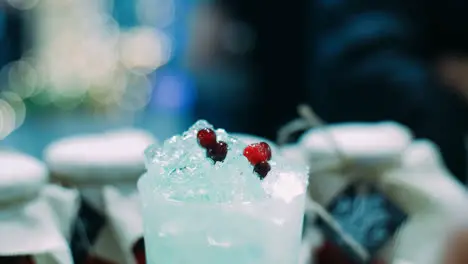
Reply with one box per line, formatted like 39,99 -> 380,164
243,142 -> 272,179
197,128 -> 228,163
197,128 -> 273,179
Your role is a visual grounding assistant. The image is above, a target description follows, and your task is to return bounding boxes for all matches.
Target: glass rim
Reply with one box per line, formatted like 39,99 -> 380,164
137,173 -> 306,209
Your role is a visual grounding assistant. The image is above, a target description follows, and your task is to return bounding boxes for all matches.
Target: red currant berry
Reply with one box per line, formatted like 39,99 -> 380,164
243,142 -> 272,165
207,141 -> 228,162
197,128 -> 217,149
254,161 -> 271,179
259,142 -> 272,160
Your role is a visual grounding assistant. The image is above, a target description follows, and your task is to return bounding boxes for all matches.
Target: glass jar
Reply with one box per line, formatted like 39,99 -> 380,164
44,129 -> 156,264
298,122 -> 412,264
0,151 -> 73,264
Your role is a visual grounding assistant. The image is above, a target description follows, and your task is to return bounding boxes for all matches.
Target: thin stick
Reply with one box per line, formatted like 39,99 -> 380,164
297,104 -> 324,126
297,104 -> 348,164
276,118 -> 311,146
305,199 -> 370,262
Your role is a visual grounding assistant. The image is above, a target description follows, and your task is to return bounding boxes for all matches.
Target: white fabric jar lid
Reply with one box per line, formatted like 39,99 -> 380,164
43,129 -> 156,184
0,151 -> 71,260
0,151 -> 47,203
299,122 -> 412,164
280,144 -> 308,166
399,140 -> 444,169
0,196 -> 71,257
380,140 -> 468,264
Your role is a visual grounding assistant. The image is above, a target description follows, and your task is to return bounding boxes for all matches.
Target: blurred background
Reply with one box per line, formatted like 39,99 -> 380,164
2,0 -> 468,182
0,0 -> 307,158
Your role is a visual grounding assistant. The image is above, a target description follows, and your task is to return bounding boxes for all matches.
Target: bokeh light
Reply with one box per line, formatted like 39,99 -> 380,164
119,27 -> 172,74
118,73 -> 152,111
0,91 -> 26,129
7,59 -> 39,99
1,0 -> 175,138
0,98 -> 16,139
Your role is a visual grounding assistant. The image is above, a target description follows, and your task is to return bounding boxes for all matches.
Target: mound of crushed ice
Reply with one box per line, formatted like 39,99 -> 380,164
143,120 -> 308,203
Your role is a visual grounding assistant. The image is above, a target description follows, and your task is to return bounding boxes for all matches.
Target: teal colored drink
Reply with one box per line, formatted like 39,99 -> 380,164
139,121 -> 307,264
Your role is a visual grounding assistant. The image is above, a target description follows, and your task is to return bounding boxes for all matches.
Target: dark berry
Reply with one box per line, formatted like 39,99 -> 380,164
254,161 -> 271,179
207,141 -> 228,162
243,142 -> 272,165
197,128 -> 217,148
132,238 -> 146,264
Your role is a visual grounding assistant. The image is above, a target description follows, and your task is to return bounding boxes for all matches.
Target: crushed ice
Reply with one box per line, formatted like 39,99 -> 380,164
144,120 -> 308,203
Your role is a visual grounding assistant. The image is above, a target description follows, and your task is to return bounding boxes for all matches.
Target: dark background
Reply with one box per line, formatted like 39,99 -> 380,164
2,0 -> 468,180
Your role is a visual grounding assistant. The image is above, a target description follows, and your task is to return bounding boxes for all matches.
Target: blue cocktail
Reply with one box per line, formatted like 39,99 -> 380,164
139,120 -> 307,264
